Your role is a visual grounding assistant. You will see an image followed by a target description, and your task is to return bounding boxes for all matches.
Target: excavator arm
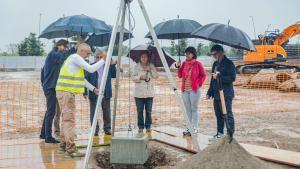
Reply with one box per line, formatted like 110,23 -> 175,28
274,22 -> 300,46
239,22 -> 300,74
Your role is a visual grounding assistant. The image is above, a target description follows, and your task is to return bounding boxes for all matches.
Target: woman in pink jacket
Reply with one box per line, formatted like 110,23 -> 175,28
177,47 -> 206,136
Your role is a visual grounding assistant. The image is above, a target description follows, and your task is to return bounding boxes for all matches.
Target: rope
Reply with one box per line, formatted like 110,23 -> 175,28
126,2 -> 134,133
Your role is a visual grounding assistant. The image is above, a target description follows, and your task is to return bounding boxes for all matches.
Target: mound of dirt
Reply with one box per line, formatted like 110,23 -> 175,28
94,146 -> 172,169
176,136 -> 281,169
249,72 -> 292,89
233,75 -> 252,87
279,79 -> 300,92
291,72 -> 300,79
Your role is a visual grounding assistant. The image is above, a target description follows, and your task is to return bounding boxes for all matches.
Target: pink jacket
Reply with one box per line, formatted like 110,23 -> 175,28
178,59 -> 206,93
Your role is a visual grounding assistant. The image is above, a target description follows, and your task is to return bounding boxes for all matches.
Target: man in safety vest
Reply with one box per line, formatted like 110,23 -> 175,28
56,43 -> 105,157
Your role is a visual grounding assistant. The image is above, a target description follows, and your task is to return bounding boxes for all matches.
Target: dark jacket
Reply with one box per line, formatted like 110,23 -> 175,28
41,66 -> 45,86
41,47 -> 76,92
207,56 -> 236,100
84,63 -> 117,100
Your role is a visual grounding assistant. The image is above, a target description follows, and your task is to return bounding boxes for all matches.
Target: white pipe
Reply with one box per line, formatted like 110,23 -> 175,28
82,0 -> 125,168
112,2 -> 127,136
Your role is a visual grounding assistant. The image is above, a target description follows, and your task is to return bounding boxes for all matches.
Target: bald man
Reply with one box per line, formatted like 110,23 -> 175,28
56,43 -> 105,157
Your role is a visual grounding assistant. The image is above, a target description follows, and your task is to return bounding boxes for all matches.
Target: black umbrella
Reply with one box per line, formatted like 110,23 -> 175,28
39,14 -> 111,39
128,44 -> 176,67
145,18 -> 202,60
145,19 -> 201,39
85,26 -> 133,47
191,23 -> 256,51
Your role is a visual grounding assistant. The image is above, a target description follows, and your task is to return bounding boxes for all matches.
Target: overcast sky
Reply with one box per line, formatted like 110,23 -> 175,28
0,0 -> 300,52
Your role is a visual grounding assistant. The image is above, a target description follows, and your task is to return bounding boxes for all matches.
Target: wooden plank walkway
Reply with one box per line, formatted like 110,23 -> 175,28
153,126 -> 300,167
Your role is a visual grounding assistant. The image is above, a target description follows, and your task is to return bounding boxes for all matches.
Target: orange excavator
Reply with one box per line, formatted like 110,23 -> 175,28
236,22 -> 300,73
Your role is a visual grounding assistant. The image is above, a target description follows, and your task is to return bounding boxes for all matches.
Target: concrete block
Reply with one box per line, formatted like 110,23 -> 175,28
110,135 -> 149,164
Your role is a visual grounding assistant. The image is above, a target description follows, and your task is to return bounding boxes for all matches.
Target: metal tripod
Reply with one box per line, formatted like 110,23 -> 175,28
83,1 -> 200,168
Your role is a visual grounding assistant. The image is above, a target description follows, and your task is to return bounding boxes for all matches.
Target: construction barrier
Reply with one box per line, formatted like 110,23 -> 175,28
0,71 -> 300,168
1,73 -> 300,135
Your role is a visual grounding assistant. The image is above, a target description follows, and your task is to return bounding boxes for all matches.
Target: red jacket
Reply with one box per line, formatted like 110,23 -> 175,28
178,59 -> 206,93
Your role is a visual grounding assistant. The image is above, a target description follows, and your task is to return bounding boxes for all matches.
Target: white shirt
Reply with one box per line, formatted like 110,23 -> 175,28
67,53 -> 105,91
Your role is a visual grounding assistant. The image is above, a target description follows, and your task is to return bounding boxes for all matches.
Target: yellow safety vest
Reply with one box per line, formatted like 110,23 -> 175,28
56,57 -> 85,94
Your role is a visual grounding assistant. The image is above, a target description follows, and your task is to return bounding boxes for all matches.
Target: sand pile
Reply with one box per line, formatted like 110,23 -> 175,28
291,72 -> 300,79
279,79 -> 300,92
233,75 -> 252,87
249,72 -> 292,89
176,136 -> 281,169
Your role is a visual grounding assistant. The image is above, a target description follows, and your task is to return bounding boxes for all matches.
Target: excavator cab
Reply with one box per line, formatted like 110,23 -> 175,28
244,45 -> 287,63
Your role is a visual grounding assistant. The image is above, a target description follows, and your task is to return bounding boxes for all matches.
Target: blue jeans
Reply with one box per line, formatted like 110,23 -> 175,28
213,98 -> 235,135
135,97 -> 153,129
182,89 -> 201,129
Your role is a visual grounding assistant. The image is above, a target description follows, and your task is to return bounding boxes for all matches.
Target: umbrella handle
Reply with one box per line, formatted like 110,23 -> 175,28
178,42 -> 181,61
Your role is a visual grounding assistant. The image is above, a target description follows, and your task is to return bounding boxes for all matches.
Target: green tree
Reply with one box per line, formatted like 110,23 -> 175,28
226,48 -> 243,58
18,40 -> 28,56
196,43 -> 203,56
18,33 -> 45,56
177,39 -> 187,56
170,40 -> 177,56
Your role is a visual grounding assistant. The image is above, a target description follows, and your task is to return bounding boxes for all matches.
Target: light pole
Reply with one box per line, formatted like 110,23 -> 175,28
250,16 -> 256,39
39,13 -> 42,35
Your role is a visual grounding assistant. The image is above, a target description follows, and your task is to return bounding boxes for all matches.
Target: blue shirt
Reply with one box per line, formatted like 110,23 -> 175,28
41,48 -> 76,92
84,63 -> 116,100
207,56 -> 236,100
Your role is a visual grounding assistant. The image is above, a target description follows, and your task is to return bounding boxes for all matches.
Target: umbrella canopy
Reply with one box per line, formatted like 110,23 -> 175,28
39,14 -> 111,39
145,19 -> 202,39
128,44 -> 176,67
86,26 -> 133,47
191,23 -> 256,51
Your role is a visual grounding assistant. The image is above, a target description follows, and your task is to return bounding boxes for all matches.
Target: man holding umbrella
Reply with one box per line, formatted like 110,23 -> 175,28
40,39 -> 80,144
206,45 -> 236,141
192,22 -> 255,141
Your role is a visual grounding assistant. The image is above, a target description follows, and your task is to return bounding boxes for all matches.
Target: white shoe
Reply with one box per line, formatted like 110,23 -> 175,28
208,132 -> 225,141
54,133 -> 61,141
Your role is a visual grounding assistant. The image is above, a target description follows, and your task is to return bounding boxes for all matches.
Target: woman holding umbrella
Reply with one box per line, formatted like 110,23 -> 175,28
132,51 -> 159,134
177,47 -> 206,136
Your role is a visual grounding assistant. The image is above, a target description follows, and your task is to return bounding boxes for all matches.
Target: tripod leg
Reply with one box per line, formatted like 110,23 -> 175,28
83,1 -> 126,168
112,0 -> 127,137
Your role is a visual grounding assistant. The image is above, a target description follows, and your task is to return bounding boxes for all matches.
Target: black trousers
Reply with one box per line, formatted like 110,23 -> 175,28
89,98 -> 111,134
213,98 -> 235,135
40,89 -> 57,139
